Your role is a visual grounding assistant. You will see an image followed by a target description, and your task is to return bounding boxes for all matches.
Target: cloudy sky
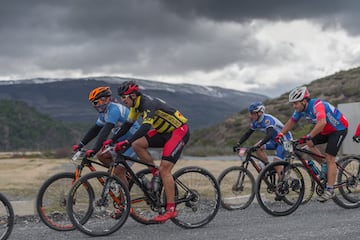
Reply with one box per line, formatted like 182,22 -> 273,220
1,0 -> 360,97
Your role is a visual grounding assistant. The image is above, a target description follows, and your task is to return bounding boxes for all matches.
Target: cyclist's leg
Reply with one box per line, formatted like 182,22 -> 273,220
254,140 -> 270,163
154,125 -> 190,222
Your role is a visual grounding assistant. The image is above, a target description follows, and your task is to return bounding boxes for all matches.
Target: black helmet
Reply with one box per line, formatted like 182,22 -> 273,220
117,80 -> 139,96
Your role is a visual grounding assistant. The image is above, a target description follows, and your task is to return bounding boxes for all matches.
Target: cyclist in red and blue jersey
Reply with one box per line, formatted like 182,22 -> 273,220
107,80 -> 190,222
234,102 -> 292,167
275,86 -> 348,202
72,86 -> 139,186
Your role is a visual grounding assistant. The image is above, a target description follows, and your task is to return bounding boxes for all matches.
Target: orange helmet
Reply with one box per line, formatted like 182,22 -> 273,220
88,86 -> 112,102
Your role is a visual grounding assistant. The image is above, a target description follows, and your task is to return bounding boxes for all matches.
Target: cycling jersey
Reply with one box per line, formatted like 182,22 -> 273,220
112,94 -> 189,163
96,102 -> 139,139
238,113 -> 292,160
249,114 -> 292,141
291,99 -> 348,135
128,94 -> 188,133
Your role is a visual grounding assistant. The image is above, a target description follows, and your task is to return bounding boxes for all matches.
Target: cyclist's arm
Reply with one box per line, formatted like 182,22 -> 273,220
238,128 -> 255,145
127,123 -> 152,143
279,118 -> 296,135
92,122 -> 115,152
111,121 -> 133,142
80,124 -> 102,146
258,127 -> 275,146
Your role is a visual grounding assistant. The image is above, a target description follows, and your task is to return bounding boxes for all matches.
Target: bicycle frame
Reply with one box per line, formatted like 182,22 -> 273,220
284,140 -> 354,189
72,152 -> 107,182
236,147 -> 267,173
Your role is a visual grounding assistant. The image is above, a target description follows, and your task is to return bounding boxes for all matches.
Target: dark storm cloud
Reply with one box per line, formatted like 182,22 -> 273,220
159,0 -> 360,34
0,0 -> 359,97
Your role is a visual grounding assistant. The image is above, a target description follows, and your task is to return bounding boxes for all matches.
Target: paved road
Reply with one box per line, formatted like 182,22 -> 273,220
10,201 -> 360,240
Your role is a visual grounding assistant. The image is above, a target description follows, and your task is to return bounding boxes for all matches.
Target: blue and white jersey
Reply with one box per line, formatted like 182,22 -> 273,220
250,114 -> 292,141
96,102 -> 139,140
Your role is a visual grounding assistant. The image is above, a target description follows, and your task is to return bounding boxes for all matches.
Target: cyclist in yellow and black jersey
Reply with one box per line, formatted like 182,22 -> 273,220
104,80 -> 190,223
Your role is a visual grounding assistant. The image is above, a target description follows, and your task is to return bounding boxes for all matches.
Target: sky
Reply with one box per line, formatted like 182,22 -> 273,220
1,0 -> 360,98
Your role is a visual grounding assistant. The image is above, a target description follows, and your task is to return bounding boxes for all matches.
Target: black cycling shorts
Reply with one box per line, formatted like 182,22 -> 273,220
312,129 -> 348,156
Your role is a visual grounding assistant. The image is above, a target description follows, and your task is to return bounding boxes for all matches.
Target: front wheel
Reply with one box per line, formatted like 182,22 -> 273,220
171,166 -> 221,228
255,161 -> 304,216
217,166 -> 255,210
67,171 -> 131,237
36,172 -> 94,231
0,192 -> 14,240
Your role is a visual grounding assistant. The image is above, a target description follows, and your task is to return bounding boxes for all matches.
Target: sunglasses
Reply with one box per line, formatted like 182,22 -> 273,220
92,97 -> 107,106
120,94 -> 131,100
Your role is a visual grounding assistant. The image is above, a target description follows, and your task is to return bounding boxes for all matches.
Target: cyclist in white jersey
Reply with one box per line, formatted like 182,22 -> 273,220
233,102 -> 292,165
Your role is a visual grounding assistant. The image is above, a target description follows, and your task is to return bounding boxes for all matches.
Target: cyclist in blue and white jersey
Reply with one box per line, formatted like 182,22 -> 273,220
233,102 -> 292,166
72,86 -> 139,185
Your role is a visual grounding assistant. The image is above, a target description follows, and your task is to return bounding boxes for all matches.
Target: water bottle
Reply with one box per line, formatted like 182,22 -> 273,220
320,162 -> 327,180
152,175 -> 161,193
141,175 -> 152,191
308,160 -> 320,175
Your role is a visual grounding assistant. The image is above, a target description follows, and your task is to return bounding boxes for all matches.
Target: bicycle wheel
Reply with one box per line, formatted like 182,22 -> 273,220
217,166 -> 255,210
128,169 -> 163,224
171,166 -> 220,228
292,163 -> 315,204
36,172 -> 94,231
67,171 -> 130,237
332,155 -> 360,209
0,193 -> 14,240
255,161 -> 304,216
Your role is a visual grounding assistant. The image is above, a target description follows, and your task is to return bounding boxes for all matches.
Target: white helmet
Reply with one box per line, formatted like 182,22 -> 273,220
288,86 -> 310,103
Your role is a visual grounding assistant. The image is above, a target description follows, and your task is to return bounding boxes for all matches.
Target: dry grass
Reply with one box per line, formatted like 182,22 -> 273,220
0,157 -> 240,201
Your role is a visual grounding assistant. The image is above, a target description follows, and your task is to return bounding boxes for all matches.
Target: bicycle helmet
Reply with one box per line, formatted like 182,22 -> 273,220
248,102 -> 265,113
288,86 -> 310,103
117,80 -> 139,96
88,86 -> 112,102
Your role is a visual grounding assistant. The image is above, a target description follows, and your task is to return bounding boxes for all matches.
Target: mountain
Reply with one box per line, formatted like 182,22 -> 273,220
186,66 -> 360,156
0,77 -> 268,130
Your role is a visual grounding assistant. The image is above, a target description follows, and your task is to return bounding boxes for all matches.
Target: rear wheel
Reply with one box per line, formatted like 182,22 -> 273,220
171,166 -> 220,228
332,156 -> 360,209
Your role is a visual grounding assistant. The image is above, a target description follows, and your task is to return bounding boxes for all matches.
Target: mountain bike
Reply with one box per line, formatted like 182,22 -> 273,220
218,146 -> 313,210
255,139 -> 360,217
0,192 -> 14,240
66,147 -> 221,237
36,150 -> 144,231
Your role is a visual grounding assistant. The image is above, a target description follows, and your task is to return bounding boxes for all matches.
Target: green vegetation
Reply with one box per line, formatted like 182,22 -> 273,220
0,100 -> 88,152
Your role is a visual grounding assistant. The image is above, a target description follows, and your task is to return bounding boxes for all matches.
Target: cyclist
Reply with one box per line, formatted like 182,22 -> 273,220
107,80 -> 190,222
72,86 -> 139,186
275,86 -> 348,202
353,123 -> 360,143
233,102 -> 292,169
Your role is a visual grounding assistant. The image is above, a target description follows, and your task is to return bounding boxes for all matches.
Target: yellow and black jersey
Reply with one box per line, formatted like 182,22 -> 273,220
128,94 -> 187,133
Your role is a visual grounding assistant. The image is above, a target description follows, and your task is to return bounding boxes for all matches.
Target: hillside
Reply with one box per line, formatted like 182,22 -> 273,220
186,67 -> 360,156
0,100 -> 87,152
